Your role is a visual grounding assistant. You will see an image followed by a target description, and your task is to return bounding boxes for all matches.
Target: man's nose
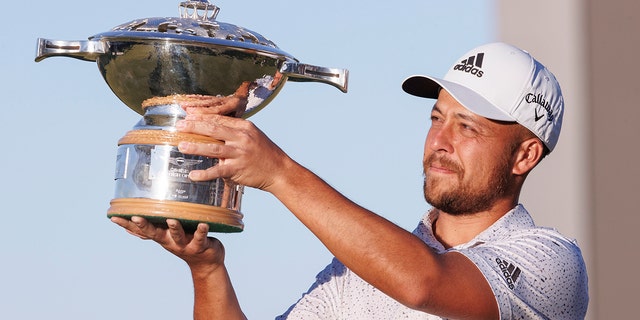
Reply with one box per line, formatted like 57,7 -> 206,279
427,124 -> 454,153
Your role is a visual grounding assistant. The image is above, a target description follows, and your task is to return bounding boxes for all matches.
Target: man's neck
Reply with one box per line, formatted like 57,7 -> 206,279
431,201 -> 517,249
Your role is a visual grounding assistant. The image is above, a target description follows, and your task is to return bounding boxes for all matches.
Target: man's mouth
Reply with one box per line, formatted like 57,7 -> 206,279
424,154 -> 462,176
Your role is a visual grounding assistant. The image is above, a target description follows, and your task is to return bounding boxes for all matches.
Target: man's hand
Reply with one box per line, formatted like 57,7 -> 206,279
177,81 -> 251,117
110,216 -> 225,274
111,216 -> 246,319
175,111 -> 294,193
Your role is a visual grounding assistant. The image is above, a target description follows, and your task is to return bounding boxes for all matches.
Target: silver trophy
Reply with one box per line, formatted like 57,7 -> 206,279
35,0 -> 348,232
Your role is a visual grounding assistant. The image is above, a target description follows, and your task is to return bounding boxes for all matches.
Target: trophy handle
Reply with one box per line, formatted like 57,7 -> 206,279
280,61 -> 349,93
35,38 -> 106,62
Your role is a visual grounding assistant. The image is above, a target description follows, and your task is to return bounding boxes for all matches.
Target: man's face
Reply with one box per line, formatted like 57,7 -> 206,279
423,90 -> 520,215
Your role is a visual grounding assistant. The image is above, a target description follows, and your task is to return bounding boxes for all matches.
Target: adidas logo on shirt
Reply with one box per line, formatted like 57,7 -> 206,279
495,257 -> 521,290
453,52 -> 485,77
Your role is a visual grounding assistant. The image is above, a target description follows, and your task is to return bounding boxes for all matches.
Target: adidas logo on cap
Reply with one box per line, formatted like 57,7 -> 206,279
453,53 -> 485,78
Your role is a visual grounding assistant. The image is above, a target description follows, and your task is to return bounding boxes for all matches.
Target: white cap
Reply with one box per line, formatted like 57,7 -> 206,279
402,42 -> 564,152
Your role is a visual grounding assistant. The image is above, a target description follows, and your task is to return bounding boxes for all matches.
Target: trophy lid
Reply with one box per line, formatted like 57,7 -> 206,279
91,0 -> 292,59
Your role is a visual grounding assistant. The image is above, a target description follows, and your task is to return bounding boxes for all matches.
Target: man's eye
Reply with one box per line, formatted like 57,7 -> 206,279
461,123 -> 479,134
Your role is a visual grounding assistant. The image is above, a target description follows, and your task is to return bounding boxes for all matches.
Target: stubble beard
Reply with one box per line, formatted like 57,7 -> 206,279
423,153 -> 512,215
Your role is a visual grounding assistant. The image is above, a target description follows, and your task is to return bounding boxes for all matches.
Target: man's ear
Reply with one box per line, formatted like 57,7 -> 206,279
512,138 -> 545,175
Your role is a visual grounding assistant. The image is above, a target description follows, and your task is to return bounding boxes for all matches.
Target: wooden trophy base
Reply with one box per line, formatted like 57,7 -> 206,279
107,198 -> 244,233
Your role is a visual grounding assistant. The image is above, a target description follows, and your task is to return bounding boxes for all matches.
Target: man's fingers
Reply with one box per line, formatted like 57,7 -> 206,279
176,114 -> 245,141
192,223 -> 211,247
111,216 -> 153,240
110,216 -> 130,228
130,216 -> 151,231
166,219 -> 188,246
178,140 -> 227,158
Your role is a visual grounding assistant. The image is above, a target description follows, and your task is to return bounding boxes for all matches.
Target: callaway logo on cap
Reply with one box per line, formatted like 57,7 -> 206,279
402,42 -> 564,152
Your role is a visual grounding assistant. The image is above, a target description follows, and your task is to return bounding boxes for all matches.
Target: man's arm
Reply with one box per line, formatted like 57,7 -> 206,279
111,217 -> 246,320
176,113 -> 498,319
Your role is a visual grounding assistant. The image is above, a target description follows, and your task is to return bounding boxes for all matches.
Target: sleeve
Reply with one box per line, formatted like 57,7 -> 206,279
457,229 -> 589,320
276,258 -> 347,320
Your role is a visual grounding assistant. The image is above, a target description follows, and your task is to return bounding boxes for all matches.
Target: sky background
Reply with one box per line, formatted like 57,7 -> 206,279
0,0 -> 494,318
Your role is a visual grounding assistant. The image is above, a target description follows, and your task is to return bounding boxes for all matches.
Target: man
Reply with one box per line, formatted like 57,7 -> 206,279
112,42 -> 589,319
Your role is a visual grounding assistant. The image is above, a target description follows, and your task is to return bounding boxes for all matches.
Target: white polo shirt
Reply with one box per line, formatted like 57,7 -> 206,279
277,204 -> 589,319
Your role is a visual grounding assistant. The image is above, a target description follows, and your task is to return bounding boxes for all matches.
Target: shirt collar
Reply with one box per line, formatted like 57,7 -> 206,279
414,204 -> 535,252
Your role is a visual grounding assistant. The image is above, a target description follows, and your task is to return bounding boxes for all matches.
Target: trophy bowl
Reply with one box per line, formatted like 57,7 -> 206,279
35,0 -> 348,232
36,0 -> 348,117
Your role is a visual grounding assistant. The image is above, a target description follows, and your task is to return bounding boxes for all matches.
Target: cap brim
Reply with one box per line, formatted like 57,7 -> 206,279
402,75 -> 516,122
402,75 -> 441,99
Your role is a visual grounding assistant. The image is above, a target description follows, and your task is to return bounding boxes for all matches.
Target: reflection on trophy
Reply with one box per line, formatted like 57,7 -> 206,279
35,0 -> 348,232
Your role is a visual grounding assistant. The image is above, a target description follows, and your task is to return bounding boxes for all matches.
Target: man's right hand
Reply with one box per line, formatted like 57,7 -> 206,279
111,216 -> 246,319
110,217 -> 225,274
